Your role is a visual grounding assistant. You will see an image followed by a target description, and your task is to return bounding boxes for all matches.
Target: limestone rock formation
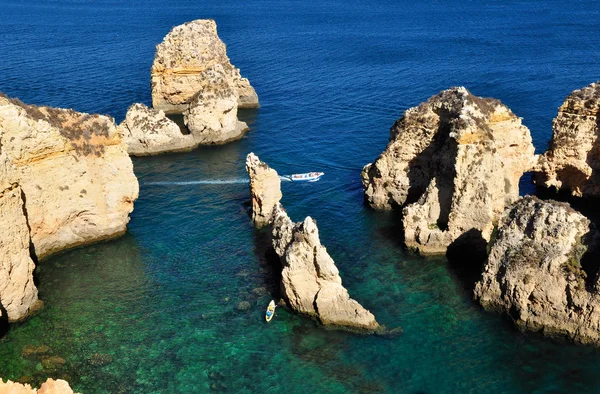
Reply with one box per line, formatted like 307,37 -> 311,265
271,204 -> 380,331
117,103 -> 196,155
184,65 -> 249,144
245,153 -> 281,228
534,82 -> 600,197
0,184 -> 41,322
151,19 -> 258,114
474,196 -> 600,345
361,87 -> 535,254
0,94 -> 139,259
0,378 -> 77,394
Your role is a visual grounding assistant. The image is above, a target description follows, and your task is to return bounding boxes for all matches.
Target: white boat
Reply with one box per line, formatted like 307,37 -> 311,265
265,300 -> 276,322
282,172 -> 324,182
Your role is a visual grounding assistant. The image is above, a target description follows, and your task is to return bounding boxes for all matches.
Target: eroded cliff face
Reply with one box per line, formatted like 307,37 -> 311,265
361,87 -> 535,254
246,153 -> 379,332
117,103 -> 196,155
151,19 -> 258,114
245,153 -> 281,228
184,65 -> 249,144
0,94 -> 139,260
534,82 -> 600,197
0,378 -> 77,394
475,196 -> 600,345
0,184 -> 41,322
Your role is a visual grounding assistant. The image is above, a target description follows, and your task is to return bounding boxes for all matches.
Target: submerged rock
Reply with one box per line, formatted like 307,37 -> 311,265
184,65 -> 249,144
271,204 -> 380,332
474,196 -> 600,345
534,82 -> 600,197
151,19 -> 258,114
117,103 -> 196,155
361,87 -> 534,255
0,184 -> 41,322
0,378 -> 77,394
0,93 -> 139,259
245,153 -> 282,228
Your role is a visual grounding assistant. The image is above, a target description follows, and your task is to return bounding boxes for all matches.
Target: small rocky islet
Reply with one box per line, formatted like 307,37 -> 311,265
1,16 -> 600,393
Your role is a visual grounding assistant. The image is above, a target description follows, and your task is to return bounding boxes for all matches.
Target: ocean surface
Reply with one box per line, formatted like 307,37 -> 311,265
1,0 -> 600,392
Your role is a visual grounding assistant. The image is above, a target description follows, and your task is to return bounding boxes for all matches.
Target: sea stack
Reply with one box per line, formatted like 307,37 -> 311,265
151,19 -> 259,114
117,103 -> 196,155
245,153 -> 282,228
534,81 -> 600,197
361,87 -> 535,255
246,153 -> 380,332
0,93 -> 139,260
474,196 -> 600,345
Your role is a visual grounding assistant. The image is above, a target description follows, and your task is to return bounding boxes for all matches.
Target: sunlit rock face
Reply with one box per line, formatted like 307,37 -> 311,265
151,19 -> 258,114
118,103 -> 196,155
534,81 -> 600,198
361,87 -> 534,255
0,93 -> 139,260
475,196 -> 600,345
0,184 -> 40,322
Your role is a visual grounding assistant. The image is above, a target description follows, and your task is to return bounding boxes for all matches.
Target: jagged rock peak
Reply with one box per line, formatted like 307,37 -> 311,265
361,87 -> 534,255
151,19 -> 258,114
475,196 -> 600,345
117,103 -> 196,155
534,81 -> 600,197
245,153 -> 282,228
271,203 -> 380,332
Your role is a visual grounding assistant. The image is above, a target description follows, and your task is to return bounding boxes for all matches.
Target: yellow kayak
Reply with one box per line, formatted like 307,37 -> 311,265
265,300 -> 276,322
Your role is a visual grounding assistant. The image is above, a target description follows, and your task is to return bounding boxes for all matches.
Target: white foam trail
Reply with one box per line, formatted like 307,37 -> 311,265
144,179 -> 249,186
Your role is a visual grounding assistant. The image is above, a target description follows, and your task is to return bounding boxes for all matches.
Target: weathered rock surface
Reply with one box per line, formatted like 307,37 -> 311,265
474,196 -> 600,345
151,19 -> 258,114
0,378 -> 76,394
117,103 -> 195,155
534,82 -> 600,197
184,65 -> 249,144
0,184 -> 41,322
245,153 -> 282,228
271,204 -> 380,332
0,94 -> 139,259
361,87 -> 535,254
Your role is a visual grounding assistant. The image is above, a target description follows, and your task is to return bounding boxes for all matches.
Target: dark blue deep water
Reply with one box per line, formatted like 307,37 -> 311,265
2,0 -> 600,392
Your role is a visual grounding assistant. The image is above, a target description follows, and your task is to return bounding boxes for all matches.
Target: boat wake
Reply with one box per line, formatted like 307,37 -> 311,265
144,179 -> 249,186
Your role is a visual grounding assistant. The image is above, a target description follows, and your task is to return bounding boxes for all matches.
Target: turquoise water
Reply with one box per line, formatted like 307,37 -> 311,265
2,0 -> 600,392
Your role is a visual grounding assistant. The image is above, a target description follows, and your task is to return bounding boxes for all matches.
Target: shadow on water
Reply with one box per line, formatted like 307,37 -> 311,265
0,303 -> 8,338
251,227 -> 283,300
446,228 -> 488,293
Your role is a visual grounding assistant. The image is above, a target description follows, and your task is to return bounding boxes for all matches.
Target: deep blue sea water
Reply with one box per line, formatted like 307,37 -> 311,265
1,0 -> 600,392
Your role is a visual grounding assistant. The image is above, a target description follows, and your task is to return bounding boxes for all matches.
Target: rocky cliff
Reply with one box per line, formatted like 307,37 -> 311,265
0,378 -> 77,394
0,94 -> 139,260
245,153 -> 281,228
534,81 -> 600,197
0,184 -> 41,322
246,153 -> 379,332
474,196 -> 600,345
361,87 -> 535,254
151,19 -> 258,114
184,65 -> 249,144
117,103 -> 196,155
